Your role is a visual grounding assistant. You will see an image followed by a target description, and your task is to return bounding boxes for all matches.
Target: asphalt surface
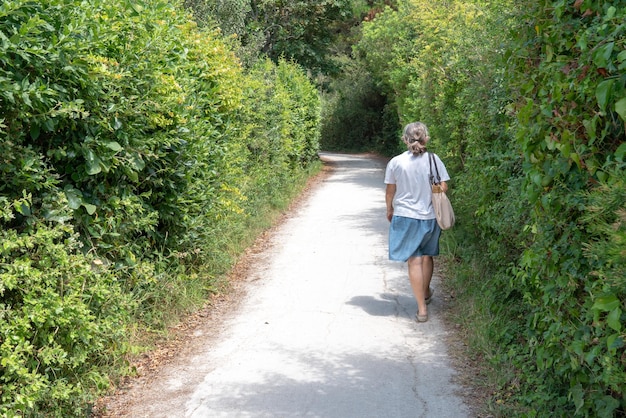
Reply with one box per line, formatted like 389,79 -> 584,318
115,152 -> 470,418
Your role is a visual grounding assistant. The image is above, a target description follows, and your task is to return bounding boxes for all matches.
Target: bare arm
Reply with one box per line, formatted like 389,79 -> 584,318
385,184 -> 396,222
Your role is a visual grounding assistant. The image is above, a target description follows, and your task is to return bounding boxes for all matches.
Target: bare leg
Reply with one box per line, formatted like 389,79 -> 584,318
408,256 -> 426,316
408,256 -> 434,318
423,255 -> 433,296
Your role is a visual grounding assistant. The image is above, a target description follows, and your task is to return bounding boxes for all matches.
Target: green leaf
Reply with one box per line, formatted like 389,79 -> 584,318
571,383 -> 584,413
615,142 -> 626,162
65,188 -> 82,210
545,44 -> 553,63
570,340 -> 584,356
17,203 -> 31,216
614,97 -> 626,122
106,141 -> 122,151
596,395 -> 620,417
592,295 -> 620,312
131,3 -> 144,14
593,42 -> 614,68
582,117 -> 598,144
595,80 -> 614,111
607,307 -> 622,332
124,167 -> 139,182
607,334 -> 624,350
43,209 -> 71,223
605,6 -> 616,20
30,124 -> 40,140
584,345 -> 600,365
85,149 -> 102,175
83,203 -> 97,215
130,153 -> 145,171
21,92 -> 32,108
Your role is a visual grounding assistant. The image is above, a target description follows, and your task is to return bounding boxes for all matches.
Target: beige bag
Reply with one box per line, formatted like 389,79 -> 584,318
429,153 -> 455,230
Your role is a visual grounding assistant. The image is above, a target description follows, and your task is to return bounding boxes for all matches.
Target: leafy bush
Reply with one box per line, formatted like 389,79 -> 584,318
0,195 -> 132,416
241,58 -> 321,203
505,1 -> 626,415
0,0 -> 321,415
354,0 -> 625,415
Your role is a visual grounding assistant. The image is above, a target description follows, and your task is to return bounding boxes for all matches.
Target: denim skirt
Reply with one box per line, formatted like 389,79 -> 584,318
388,216 -> 440,262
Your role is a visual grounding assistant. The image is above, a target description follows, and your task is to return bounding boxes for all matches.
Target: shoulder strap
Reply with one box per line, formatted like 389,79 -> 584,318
428,152 -> 441,185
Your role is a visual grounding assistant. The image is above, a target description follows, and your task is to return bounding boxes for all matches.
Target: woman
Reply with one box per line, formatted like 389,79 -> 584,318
384,122 -> 450,323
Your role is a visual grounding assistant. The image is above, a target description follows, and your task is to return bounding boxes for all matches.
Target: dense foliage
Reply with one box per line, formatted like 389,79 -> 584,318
0,0 -> 320,415
507,2 -> 625,415
185,0 -> 360,74
341,0 -> 625,415
2,0 -> 624,415
320,56 -> 393,152
244,0 -> 355,74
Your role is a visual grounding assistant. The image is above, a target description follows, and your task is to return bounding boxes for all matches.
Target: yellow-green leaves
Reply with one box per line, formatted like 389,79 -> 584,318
1,0 -> 322,415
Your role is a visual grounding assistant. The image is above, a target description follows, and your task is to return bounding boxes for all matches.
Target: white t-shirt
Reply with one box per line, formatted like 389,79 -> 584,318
384,151 -> 450,220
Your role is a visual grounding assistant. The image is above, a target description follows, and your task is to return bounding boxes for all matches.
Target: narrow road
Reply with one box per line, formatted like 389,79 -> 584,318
104,153 -> 471,417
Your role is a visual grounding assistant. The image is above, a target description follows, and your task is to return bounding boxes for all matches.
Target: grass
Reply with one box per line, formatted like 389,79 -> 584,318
438,239 -> 527,417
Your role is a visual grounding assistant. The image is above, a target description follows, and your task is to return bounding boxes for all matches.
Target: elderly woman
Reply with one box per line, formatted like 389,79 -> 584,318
384,122 -> 450,323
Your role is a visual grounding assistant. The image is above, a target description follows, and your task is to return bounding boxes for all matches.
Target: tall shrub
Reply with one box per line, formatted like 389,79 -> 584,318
355,0 -> 625,415
241,58 -> 321,206
0,0 -> 322,414
0,0 -> 249,272
506,1 -> 626,415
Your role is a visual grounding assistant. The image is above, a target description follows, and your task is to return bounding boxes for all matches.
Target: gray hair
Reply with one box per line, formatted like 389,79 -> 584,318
402,122 -> 430,155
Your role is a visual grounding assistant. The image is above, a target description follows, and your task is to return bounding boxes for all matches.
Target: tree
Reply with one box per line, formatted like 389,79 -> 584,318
243,0 -> 354,74
184,0 -> 251,35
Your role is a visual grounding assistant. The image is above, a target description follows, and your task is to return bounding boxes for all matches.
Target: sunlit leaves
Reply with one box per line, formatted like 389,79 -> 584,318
357,0 -> 625,415
1,1 -> 322,413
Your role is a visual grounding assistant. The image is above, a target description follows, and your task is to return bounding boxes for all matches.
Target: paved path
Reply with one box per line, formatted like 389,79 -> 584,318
115,153 -> 470,418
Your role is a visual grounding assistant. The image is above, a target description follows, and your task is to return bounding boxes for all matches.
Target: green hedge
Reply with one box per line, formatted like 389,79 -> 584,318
506,1 -> 626,415
242,58 -> 321,201
0,195 -> 133,417
0,0 -> 321,415
355,0 -> 625,416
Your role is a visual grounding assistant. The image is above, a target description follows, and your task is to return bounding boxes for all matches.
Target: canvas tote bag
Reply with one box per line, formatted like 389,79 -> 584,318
428,152 -> 455,230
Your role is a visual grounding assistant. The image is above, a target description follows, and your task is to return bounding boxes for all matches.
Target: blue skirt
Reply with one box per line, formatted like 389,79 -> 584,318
389,216 -> 440,261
